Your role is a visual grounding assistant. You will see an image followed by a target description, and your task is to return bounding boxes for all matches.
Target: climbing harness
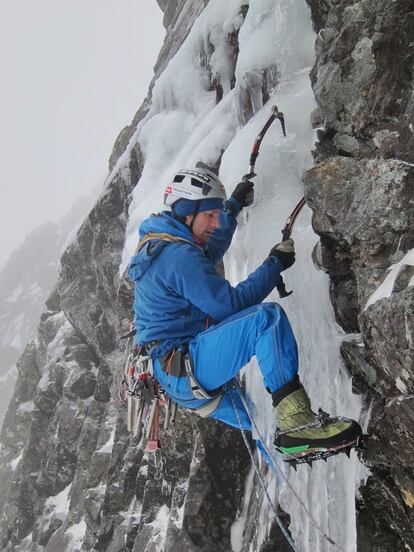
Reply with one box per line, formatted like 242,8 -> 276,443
119,322 -> 224,447
159,349 -> 224,417
231,379 -> 348,552
246,105 -> 307,298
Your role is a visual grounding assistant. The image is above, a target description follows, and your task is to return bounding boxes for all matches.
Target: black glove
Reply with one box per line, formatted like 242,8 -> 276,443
231,175 -> 255,207
225,173 -> 255,216
268,239 -> 295,270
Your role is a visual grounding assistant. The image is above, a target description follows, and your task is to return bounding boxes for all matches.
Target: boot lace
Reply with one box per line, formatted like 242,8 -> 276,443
275,408 -> 333,438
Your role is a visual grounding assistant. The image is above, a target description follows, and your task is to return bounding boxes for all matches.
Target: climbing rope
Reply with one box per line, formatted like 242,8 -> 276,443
229,387 -> 299,552
232,380 -> 347,552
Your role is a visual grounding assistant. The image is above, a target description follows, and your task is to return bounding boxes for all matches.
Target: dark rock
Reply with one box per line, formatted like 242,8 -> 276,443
360,289 -> 414,398
357,472 -> 414,552
304,157 -> 414,330
305,0 -> 414,547
305,0 -> 331,33
260,515 -> 292,551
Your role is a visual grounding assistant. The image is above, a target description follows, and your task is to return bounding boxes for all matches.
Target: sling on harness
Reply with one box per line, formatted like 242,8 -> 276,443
184,352 -> 224,416
136,231 -> 204,254
119,326 -> 172,450
157,347 -> 224,418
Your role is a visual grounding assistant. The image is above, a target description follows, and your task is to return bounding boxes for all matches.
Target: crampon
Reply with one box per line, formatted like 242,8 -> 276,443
273,409 -> 363,469
275,432 -> 362,469
276,438 -> 359,468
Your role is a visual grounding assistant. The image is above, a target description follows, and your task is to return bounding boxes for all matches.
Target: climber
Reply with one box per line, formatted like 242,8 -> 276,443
128,166 -> 362,464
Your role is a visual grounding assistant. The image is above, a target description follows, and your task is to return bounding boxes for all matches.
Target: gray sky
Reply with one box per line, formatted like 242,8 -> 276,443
0,1 -> 164,269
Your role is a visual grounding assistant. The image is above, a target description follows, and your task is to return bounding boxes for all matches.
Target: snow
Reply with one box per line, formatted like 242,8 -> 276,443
17,400 -> 36,414
37,371 -> 50,392
230,465 -> 255,551
96,424 -> 116,454
66,519 -> 87,550
119,495 -> 141,528
139,464 -> 149,477
20,533 -> 33,545
45,483 -> 72,521
46,313 -> 71,362
396,376 -> 408,394
120,1 -> 368,551
10,449 -> 23,471
365,248 -> 414,309
120,0 -> 247,271
171,481 -> 188,529
57,194 -> 97,266
148,504 -> 170,549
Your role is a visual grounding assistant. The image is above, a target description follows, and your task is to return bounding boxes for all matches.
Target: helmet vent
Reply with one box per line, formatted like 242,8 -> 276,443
173,175 -> 185,183
191,178 -> 203,188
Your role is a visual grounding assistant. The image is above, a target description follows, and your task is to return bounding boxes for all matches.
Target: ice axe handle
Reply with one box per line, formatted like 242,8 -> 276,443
277,277 -> 293,298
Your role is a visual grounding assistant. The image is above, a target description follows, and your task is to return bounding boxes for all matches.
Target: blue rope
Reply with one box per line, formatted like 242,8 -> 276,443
229,386 -> 299,552
232,379 -> 346,552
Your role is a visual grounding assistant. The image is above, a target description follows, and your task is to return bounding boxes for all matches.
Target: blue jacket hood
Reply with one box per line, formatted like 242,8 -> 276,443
128,211 -> 200,282
138,211 -> 196,241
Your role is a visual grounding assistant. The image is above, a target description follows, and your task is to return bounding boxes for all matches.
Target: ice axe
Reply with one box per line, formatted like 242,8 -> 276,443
245,105 -> 306,298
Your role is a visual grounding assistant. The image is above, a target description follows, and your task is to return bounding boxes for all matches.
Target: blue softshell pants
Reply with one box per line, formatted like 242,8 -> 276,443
153,303 -> 298,432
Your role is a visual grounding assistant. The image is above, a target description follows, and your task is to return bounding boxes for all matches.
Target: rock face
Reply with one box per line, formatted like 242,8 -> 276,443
0,3 -> 257,551
0,196 -> 93,425
304,0 -> 414,549
0,1 -> 413,551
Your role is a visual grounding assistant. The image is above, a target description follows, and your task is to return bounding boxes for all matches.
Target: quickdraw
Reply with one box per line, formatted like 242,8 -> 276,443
118,324 -> 176,451
247,105 -> 307,297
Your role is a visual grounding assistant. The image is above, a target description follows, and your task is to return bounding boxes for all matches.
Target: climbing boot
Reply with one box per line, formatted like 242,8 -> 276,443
272,376 -> 362,466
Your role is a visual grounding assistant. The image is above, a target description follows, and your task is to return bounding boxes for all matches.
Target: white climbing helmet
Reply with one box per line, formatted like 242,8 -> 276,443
164,167 -> 227,207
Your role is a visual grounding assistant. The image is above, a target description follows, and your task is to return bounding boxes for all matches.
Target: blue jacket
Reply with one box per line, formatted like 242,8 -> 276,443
128,210 -> 284,355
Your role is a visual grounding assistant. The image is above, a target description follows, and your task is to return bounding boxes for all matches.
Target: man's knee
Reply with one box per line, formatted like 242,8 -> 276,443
255,302 -> 285,328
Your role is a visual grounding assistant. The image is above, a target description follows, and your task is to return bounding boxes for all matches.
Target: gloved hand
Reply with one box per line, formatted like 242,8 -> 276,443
268,238 -> 295,270
225,173 -> 255,216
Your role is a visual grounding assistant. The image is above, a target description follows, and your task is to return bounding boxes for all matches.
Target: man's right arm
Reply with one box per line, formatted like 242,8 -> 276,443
206,176 -> 255,264
167,245 -> 285,322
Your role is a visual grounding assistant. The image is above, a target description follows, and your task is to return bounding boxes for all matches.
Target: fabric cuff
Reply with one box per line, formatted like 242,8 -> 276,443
224,197 -> 242,217
271,375 -> 301,407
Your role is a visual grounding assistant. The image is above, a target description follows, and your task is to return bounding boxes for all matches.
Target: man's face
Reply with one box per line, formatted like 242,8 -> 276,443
185,209 -> 221,243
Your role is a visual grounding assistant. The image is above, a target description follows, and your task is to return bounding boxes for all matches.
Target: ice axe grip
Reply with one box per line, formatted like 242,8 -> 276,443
276,277 -> 293,298
275,197 -> 306,298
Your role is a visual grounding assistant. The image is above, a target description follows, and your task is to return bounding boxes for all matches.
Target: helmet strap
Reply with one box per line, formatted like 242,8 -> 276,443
188,200 -> 202,233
